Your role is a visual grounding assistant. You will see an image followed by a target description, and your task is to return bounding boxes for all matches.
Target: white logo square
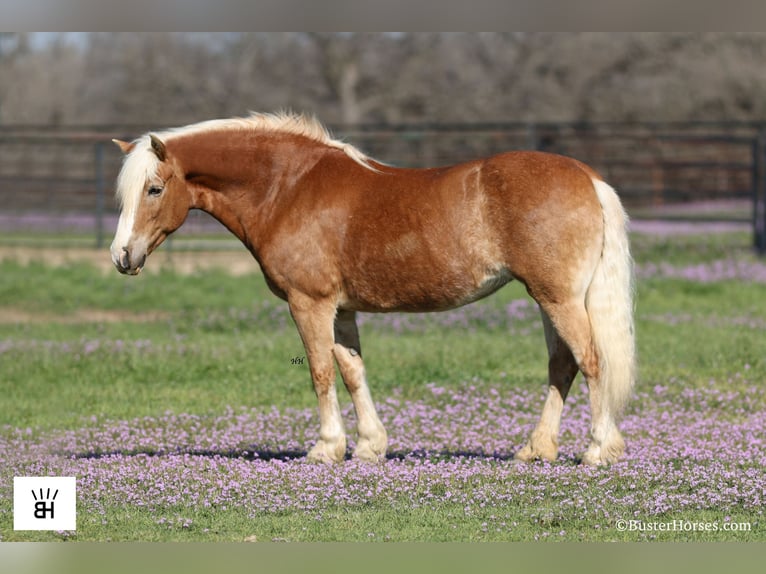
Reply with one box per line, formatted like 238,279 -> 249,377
13,477 -> 77,531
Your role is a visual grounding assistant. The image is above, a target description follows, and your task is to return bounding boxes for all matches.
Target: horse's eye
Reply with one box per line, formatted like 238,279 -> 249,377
147,186 -> 163,197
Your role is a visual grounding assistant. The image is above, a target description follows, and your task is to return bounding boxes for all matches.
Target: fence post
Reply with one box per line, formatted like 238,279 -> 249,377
754,131 -> 766,255
525,122 -> 538,150
94,140 -> 105,249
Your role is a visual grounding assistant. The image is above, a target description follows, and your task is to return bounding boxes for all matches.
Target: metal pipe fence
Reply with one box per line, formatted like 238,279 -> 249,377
1,122 -> 764,253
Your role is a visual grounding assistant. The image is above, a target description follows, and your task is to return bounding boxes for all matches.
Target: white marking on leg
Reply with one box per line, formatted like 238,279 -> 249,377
333,344 -> 387,461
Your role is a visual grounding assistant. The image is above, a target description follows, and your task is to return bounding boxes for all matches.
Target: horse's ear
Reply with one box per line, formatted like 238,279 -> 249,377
112,139 -> 135,155
149,134 -> 167,162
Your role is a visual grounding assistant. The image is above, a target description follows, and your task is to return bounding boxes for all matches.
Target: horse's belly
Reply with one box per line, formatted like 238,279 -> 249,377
340,265 -> 513,313
457,267 -> 514,306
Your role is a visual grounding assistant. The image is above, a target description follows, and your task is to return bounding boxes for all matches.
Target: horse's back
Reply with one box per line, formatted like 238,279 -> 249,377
334,151 -> 604,311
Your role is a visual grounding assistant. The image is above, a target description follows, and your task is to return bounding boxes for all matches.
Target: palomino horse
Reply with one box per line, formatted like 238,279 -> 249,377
111,112 -> 635,465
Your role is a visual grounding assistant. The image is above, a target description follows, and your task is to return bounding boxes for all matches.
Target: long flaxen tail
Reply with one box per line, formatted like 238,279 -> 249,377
586,178 -> 636,438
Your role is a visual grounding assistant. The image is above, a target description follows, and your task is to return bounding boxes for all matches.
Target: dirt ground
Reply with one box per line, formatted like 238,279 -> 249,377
0,307 -> 171,324
0,245 -> 259,276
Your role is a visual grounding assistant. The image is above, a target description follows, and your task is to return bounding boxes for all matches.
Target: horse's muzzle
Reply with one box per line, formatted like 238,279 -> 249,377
112,247 -> 145,275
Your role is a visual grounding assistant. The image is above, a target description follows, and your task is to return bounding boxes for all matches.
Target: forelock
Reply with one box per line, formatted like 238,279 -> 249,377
115,136 -> 161,212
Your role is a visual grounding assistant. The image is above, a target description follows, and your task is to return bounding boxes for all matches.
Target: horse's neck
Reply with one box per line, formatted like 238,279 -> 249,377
188,177 -> 251,245
181,134 -> 328,251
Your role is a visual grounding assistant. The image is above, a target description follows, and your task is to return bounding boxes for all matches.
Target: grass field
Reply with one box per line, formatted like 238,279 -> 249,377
1,231 -> 764,542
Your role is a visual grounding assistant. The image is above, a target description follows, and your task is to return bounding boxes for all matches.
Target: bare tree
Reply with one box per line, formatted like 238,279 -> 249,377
0,33 -> 85,125
4,33 -> 766,127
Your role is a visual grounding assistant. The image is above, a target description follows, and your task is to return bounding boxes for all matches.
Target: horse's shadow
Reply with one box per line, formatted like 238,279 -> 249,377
68,447 -> 581,465
70,448 -> 307,462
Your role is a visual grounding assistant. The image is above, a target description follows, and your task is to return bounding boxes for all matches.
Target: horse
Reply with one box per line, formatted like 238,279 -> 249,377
110,112 -> 635,466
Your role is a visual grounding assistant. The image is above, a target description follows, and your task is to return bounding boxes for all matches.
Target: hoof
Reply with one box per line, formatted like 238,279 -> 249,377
514,441 -> 557,463
581,438 -> 625,466
581,448 -> 610,466
353,439 -> 387,463
307,440 -> 345,464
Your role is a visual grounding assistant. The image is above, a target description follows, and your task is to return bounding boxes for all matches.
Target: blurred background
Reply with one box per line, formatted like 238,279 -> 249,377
1,32 -> 765,253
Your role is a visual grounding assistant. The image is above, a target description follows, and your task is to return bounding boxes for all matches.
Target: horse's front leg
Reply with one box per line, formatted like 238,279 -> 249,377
288,294 -> 346,464
333,310 -> 387,462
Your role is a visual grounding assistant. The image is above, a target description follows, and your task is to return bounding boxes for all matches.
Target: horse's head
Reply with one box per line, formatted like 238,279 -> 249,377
110,134 -> 191,275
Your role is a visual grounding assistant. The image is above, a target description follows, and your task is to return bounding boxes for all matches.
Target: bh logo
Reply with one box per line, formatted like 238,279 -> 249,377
14,477 -> 77,531
32,486 -> 60,519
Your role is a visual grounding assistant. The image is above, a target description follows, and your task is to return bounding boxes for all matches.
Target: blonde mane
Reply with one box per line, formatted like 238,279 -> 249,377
115,112 -> 376,211
160,111 -> 375,170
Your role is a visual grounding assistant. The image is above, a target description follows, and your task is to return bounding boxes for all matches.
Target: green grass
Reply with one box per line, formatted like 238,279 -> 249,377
1,233 -> 765,542
5,252 -> 763,431
630,230 -> 754,264
19,503 -> 759,543
0,257 -> 550,430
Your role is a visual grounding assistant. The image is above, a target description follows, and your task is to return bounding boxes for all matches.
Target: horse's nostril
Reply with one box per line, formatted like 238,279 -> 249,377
120,248 -> 131,270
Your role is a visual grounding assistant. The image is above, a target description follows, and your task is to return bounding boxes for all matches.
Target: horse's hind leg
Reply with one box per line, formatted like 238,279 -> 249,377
515,309 -> 579,462
288,294 -> 347,464
333,310 -> 388,462
532,297 -> 627,465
